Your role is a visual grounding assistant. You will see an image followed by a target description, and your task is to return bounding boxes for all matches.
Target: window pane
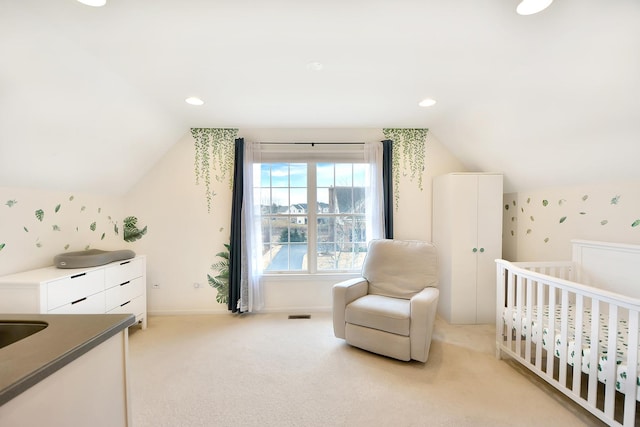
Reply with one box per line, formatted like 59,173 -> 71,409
317,188 -> 329,213
353,163 -> 367,187
290,187 -> 307,209
289,163 -> 307,187
331,187 -> 354,213
317,163 -> 334,187
272,188 -> 289,212
259,164 -> 270,187
271,163 -> 289,187
335,163 -> 353,186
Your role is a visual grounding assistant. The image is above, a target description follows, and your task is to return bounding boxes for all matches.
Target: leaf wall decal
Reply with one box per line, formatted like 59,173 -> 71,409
54,204 -> 61,213
35,209 -> 44,221
601,220 -> 609,225
611,195 -> 621,205
632,220 -> 640,228
23,226 -> 28,232
52,225 -> 60,231
582,195 -> 589,201
0,243 -> 5,251
559,216 -> 567,223
5,200 -> 17,207
90,222 -> 96,231
542,200 -> 548,206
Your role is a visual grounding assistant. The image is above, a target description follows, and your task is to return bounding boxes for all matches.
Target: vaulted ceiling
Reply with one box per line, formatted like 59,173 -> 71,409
1,0 -> 639,194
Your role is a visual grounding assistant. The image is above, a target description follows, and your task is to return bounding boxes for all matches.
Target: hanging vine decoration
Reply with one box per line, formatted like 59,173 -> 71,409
382,128 -> 429,210
190,128 -> 239,212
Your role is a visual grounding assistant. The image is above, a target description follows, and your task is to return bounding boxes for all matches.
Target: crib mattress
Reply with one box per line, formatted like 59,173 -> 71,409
504,305 -> 640,399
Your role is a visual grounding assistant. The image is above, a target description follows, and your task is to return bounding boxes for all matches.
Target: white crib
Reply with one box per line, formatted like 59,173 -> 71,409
496,240 -> 640,426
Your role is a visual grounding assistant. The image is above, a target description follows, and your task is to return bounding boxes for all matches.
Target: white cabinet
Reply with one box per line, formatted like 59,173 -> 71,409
433,173 -> 503,324
0,256 -> 147,329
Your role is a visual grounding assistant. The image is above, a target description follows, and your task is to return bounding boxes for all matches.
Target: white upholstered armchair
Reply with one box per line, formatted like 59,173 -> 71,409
332,239 -> 439,362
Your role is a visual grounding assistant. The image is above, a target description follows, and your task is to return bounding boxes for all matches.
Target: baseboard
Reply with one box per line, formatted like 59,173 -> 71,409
148,307 -> 332,316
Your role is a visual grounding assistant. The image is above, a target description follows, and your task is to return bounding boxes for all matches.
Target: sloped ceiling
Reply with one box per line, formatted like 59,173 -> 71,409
1,0 -> 639,194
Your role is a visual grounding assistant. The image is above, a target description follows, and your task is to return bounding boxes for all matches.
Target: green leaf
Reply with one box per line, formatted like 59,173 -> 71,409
559,216 -> 567,224
69,195 -> 74,201
64,244 -> 70,250
632,220 -> 640,228
54,204 -> 61,213
90,222 -> 96,231
544,237 -> 550,243
0,243 -> 5,251
601,220 -> 609,226
52,225 -> 61,231
23,226 -> 29,232
81,206 -> 86,212
611,195 -> 621,205
35,209 -> 44,222
5,200 -> 17,207
582,195 -> 589,201
101,232 -> 105,240
542,200 -> 548,207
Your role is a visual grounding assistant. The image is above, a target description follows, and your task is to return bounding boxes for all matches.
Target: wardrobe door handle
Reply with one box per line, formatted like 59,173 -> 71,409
472,248 -> 478,253
479,248 -> 485,253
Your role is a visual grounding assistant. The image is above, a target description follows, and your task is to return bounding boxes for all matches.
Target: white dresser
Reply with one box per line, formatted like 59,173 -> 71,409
0,256 -> 147,328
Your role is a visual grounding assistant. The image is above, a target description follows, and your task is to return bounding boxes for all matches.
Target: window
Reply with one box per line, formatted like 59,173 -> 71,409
251,143 -> 383,274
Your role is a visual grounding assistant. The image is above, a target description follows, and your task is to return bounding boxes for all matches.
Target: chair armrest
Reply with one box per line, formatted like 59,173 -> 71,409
332,277 -> 369,339
409,287 -> 440,362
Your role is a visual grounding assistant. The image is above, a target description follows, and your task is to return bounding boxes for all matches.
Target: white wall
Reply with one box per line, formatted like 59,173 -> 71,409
125,129 -> 467,314
0,187 -> 126,276
502,181 -> 640,262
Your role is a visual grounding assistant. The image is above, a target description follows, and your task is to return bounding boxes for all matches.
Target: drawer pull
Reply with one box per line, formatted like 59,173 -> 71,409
70,273 -> 87,279
120,281 -> 131,287
120,261 -> 131,266
71,297 -> 87,305
120,300 -> 131,307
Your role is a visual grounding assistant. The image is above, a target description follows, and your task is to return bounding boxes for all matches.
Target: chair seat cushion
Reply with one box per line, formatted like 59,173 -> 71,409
345,294 -> 410,336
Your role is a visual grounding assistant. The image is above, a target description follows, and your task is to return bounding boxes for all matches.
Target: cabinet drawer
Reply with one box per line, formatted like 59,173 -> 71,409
107,294 -> 145,318
47,269 -> 105,311
105,277 -> 144,312
105,258 -> 143,289
48,292 -> 106,314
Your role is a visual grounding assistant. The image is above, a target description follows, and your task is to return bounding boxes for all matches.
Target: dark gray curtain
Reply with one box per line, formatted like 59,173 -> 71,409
382,140 -> 393,239
228,138 -> 244,312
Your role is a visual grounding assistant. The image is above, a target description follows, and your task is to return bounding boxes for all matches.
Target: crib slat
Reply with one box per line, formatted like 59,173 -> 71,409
516,274 -> 524,356
559,290 -> 569,387
506,270 -> 515,351
525,277 -> 533,363
587,300 -> 600,407
623,310 -> 638,426
571,294 -> 584,398
604,306 -> 618,419
546,286 -> 556,378
535,281 -> 544,370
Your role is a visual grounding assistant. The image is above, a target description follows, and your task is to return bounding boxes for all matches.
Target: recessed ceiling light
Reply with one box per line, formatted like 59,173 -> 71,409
306,61 -> 324,71
185,97 -> 205,106
516,0 -> 553,15
77,0 -> 107,6
418,98 -> 437,107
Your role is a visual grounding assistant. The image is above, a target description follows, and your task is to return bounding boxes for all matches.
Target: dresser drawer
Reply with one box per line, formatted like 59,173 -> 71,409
47,269 -> 105,311
48,291 -> 106,314
105,258 -> 143,289
105,277 -> 144,312
107,294 -> 145,319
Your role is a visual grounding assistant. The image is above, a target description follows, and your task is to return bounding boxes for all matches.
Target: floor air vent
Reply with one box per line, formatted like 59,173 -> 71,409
288,314 -> 311,319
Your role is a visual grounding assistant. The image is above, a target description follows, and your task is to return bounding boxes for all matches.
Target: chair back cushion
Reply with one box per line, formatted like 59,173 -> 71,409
363,239 -> 438,299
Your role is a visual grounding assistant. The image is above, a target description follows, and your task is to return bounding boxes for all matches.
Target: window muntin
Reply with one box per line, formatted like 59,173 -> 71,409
255,161 -> 370,273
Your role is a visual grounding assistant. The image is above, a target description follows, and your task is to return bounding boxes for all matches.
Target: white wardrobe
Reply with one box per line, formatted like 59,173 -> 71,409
432,173 -> 503,324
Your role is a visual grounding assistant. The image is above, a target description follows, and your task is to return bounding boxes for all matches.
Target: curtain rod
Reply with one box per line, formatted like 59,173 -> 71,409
259,142 -> 365,146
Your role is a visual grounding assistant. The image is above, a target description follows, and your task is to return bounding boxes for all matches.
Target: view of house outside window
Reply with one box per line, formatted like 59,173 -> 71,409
256,162 -> 369,273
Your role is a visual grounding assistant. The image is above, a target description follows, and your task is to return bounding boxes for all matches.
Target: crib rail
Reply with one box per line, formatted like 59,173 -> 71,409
496,259 -> 640,427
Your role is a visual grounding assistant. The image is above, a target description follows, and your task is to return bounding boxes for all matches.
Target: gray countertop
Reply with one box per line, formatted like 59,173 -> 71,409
0,313 -> 135,406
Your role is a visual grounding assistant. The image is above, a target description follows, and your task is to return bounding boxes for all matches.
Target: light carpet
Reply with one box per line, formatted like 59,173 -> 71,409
128,313 -> 604,427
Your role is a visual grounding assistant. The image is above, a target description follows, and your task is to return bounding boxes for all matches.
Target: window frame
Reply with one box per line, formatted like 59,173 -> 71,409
254,144 -> 377,276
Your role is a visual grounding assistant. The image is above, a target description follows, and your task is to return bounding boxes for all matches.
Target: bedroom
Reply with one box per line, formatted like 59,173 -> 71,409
1,0 -> 639,425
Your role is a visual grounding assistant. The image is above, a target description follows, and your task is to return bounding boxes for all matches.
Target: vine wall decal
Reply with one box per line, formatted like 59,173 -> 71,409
382,128 -> 428,210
